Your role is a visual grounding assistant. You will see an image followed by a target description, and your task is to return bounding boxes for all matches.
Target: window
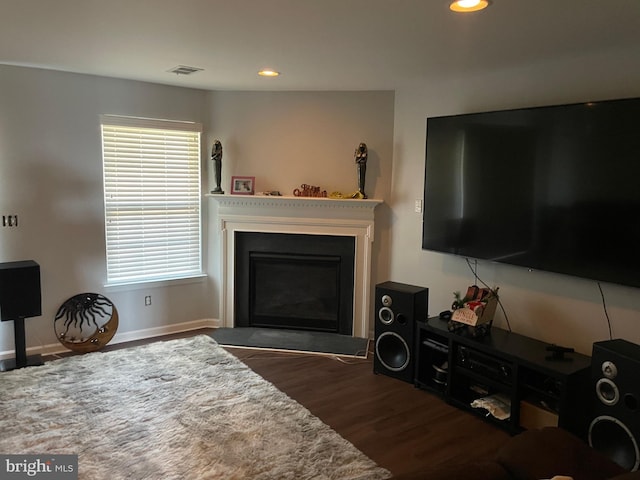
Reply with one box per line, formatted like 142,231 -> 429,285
101,115 -> 202,285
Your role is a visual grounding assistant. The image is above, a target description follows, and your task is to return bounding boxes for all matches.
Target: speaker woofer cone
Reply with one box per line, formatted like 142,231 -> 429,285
589,415 -> 640,471
375,331 -> 410,372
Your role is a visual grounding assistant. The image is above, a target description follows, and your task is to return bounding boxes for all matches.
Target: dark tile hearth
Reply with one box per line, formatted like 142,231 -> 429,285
210,327 -> 369,358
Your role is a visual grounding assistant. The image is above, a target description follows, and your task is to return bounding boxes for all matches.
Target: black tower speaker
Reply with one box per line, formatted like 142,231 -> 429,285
588,339 -> 640,472
0,260 -> 43,371
373,281 -> 428,384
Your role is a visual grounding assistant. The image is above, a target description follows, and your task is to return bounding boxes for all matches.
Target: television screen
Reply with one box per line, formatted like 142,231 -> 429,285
422,97 -> 640,288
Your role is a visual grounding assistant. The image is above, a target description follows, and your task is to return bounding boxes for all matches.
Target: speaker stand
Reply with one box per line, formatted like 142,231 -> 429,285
0,317 -> 43,372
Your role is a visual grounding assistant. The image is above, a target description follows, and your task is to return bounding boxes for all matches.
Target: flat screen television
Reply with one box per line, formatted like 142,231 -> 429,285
422,97 -> 640,288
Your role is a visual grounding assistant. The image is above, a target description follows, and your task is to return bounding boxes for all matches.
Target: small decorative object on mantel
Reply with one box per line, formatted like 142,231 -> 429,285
257,191 -> 282,196
293,184 -> 327,197
328,190 -> 369,199
448,285 -> 499,337
210,140 -> 224,194
54,293 -> 119,353
231,176 -> 255,195
329,192 -> 347,199
354,142 -> 368,199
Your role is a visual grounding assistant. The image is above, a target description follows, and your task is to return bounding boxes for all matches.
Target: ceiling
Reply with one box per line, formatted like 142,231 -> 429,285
1,0 -> 639,91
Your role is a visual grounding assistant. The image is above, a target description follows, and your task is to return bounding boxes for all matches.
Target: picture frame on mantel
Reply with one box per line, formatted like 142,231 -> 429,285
230,176 -> 255,195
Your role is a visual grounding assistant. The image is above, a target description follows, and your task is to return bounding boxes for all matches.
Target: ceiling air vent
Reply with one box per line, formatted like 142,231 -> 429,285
168,65 -> 204,75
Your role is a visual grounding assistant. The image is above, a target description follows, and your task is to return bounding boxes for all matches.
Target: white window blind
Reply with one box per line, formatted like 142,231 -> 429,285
101,115 -> 202,285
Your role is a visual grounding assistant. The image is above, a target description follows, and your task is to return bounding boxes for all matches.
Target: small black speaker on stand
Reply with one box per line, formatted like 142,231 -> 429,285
588,339 -> 640,472
373,281 -> 428,383
0,260 -> 43,372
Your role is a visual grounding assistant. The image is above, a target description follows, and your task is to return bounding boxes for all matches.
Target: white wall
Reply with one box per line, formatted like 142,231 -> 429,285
0,65 -> 213,355
389,46 -> 640,355
204,90 -> 394,197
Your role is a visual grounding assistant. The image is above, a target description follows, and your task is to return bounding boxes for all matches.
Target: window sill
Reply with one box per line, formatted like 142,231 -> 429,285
104,273 -> 207,292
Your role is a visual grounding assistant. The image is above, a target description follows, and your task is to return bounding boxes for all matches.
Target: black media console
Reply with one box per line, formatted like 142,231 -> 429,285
415,317 -> 592,438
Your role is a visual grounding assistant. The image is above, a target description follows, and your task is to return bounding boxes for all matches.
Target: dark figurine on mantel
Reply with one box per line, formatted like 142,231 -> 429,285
354,142 -> 368,199
210,140 -> 224,194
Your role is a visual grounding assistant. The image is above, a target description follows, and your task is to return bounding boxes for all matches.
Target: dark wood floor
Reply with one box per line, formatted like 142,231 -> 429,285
47,329 -> 511,478
228,343 -> 510,478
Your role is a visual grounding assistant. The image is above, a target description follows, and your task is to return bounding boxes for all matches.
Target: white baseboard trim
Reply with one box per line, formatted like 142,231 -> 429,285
0,318 -> 221,360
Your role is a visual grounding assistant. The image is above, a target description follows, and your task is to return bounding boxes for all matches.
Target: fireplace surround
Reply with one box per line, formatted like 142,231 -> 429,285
208,195 -> 382,338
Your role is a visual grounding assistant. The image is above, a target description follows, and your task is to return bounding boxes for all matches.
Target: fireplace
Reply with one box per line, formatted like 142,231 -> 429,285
208,194 -> 382,338
235,232 -> 355,334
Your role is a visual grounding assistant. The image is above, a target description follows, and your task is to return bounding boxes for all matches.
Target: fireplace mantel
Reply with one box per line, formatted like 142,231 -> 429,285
207,194 -> 382,338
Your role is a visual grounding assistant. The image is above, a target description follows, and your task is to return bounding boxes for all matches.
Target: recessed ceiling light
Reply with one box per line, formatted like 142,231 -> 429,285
258,69 -> 280,77
449,0 -> 490,12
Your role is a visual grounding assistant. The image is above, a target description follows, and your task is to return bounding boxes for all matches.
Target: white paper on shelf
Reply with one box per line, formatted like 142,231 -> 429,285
470,393 -> 511,420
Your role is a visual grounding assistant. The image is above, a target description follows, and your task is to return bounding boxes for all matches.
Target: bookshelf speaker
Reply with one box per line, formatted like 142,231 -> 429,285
0,260 -> 42,371
589,339 -> 640,471
373,281 -> 428,384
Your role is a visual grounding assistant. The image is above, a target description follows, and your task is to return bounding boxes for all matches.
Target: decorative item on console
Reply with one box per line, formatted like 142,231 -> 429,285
210,140 -> 224,194
293,184 -> 327,197
449,285 -> 499,337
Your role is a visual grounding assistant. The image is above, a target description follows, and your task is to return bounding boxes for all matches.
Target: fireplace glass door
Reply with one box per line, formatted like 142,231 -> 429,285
235,232 -> 355,335
250,253 -> 341,332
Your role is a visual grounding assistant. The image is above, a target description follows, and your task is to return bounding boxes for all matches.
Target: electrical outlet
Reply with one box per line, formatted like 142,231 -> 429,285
144,295 -> 152,306
2,215 -> 18,227
414,200 -> 423,213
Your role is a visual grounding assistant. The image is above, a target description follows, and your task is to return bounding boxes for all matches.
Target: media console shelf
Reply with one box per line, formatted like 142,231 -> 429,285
415,317 -> 592,437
